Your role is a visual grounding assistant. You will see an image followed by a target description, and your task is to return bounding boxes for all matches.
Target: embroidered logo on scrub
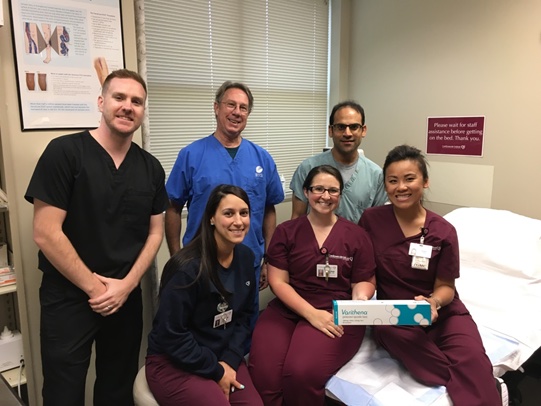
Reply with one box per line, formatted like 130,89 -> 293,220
255,166 -> 263,178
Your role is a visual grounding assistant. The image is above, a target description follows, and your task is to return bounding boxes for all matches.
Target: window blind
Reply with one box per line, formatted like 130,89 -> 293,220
143,0 -> 329,186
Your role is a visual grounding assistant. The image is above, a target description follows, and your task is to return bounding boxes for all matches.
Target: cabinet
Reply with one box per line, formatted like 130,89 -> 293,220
1,4 -> 39,402
0,193 -> 27,400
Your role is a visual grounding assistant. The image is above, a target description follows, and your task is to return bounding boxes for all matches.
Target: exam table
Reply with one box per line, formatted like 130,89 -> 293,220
326,208 -> 541,405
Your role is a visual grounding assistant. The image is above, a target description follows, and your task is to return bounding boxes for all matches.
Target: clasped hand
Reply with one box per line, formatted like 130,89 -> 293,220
88,274 -> 132,316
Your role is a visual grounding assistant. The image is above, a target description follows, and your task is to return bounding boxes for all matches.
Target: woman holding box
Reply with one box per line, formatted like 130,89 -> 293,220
359,145 -> 503,405
249,165 -> 376,405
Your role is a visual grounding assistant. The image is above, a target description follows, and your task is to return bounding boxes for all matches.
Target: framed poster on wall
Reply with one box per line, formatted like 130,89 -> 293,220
9,0 -> 125,130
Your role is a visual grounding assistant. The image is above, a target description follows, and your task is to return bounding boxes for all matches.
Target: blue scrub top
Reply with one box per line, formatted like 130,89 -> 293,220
166,135 -> 284,266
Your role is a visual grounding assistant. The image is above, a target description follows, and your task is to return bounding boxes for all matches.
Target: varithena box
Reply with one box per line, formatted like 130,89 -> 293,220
333,300 -> 431,326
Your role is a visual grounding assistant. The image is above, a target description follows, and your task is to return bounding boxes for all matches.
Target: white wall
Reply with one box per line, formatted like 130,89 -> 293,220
345,0 -> 541,219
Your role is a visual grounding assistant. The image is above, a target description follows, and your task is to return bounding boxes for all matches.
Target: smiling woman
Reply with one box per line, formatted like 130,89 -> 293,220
211,193 -> 250,257
249,164 -> 376,405
145,184 -> 263,406
359,145 -> 503,406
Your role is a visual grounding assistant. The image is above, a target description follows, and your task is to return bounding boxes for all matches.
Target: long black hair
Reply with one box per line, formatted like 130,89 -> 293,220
159,184 -> 251,299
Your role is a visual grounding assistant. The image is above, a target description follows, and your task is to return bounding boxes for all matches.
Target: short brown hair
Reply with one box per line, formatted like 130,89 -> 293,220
102,69 -> 147,95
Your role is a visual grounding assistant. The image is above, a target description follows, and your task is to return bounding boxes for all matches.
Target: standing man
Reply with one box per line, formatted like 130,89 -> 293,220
165,81 -> 283,300
25,69 -> 168,406
290,101 -> 387,223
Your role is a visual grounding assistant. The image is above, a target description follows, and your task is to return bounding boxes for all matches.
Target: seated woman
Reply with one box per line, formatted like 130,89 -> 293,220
145,184 -> 263,405
359,145 -> 502,405
249,165 -> 376,406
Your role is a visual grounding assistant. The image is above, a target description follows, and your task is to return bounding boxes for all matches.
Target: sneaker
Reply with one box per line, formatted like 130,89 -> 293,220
496,377 -> 509,406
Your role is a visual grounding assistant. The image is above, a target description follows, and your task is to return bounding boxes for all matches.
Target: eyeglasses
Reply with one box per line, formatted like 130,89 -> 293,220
221,101 -> 249,115
331,123 -> 364,133
307,185 -> 341,196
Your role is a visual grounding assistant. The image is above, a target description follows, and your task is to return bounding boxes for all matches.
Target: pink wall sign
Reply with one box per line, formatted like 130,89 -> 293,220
426,116 -> 485,156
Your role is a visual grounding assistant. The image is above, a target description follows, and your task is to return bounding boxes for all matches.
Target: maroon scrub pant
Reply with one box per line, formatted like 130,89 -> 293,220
146,354 -> 262,406
374,313 -> 500,406
249,299 -> 365,406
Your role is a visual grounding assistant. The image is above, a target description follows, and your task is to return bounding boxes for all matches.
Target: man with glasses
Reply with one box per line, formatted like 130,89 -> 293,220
165,81 -> 284,313
290,101 -> 387,223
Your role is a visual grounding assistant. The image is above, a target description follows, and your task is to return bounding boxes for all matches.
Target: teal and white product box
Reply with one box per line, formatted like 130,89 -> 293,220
333,300 -> 431,326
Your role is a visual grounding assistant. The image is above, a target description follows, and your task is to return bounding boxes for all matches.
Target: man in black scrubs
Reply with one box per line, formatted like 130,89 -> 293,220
25,69 -> 168,406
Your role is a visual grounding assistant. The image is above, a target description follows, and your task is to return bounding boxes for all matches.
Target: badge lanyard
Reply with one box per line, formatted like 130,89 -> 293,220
324,253 -> 330,281
213,295 -> 233,329
409,227 -> 432,270
316,247 -> 338,281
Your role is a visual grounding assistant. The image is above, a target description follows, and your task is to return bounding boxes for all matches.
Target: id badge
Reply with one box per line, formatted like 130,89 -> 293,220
213,309 -> 233,329
316,264 -> 338,279
409,243 -> 433,258
411,256 -> 430,270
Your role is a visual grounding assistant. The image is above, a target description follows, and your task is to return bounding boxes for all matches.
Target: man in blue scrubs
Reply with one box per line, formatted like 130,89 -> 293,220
165,81 -> 284,320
